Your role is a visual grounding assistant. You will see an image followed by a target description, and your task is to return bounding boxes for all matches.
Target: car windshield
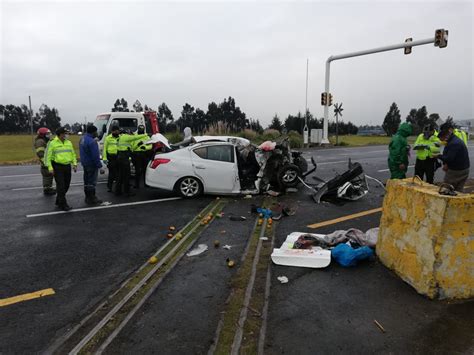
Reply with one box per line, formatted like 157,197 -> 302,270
94,115 -> 110,139
112,118 -> 139,132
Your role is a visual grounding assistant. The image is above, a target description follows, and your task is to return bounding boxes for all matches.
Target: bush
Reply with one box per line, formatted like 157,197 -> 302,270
261,129 -> 281,141
236,129 -> 258,141
165,130 -> 183,144
288,131 -> 303,148
204,122 -> 230,136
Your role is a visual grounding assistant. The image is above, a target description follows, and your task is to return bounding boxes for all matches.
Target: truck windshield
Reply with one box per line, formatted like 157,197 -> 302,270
94,114 -> 110,139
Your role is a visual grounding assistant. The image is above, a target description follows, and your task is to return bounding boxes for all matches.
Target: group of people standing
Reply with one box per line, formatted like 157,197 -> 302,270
34,125 -> 153,211
388,120 -> 470,192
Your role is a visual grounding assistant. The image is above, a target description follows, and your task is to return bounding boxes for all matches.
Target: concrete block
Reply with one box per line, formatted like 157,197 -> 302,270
377,179 -> 474,299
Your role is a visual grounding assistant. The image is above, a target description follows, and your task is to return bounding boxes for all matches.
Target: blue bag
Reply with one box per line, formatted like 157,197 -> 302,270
331,243 -> 374,267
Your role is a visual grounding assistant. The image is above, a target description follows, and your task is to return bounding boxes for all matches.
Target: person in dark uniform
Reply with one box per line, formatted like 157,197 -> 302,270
103,125 -> 120,192
115,129 -> 143,196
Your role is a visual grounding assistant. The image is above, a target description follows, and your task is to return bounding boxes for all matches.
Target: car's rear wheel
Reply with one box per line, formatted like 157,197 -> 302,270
176,177 -> 202,198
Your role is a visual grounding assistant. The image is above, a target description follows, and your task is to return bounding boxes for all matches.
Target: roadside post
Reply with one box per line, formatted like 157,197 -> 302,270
334,103 -> 343,145
320,29 -> 449,144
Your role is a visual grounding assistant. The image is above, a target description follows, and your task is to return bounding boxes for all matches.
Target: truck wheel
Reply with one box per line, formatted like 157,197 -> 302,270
278,164 -> 301,188
176,177 -> 202,198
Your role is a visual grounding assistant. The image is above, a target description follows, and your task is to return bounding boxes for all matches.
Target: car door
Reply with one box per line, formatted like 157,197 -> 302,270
191,144 -> 239,193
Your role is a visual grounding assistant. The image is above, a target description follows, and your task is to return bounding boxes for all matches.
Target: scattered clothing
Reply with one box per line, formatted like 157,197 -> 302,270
331,244 -> 374,267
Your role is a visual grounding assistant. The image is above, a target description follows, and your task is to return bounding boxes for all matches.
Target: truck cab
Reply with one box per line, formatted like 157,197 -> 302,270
93,111 -> 160,153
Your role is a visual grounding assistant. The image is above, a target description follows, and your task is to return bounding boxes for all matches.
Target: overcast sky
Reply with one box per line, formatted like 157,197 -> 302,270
1,0 -> 472,127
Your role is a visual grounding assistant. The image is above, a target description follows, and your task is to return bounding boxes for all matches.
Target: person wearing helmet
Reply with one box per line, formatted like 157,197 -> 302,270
388,122 -> 413,179
34,127 -> 56,195
131,124 -> 152,189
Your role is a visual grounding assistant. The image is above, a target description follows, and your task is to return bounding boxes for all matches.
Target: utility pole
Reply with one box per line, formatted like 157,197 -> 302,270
29,95 -> 34,152
303,58 -> 309,147
320,29 -> 449,144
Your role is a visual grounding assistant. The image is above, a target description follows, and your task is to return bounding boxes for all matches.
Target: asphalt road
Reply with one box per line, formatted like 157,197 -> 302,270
0,143 -> 473,353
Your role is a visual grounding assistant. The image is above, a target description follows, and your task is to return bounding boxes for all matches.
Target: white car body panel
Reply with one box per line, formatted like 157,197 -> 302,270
146,141 -> 242,195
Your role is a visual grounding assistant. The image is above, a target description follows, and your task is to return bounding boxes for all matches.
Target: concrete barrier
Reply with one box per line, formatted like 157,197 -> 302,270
377,178 -> 474,300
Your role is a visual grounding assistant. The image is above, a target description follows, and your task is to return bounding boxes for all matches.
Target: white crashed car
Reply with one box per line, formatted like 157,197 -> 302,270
145,135 -> 305,197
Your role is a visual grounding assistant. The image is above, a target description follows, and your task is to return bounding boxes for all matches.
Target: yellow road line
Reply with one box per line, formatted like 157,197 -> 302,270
0,288 -> 55,307
307,207 -> 383,229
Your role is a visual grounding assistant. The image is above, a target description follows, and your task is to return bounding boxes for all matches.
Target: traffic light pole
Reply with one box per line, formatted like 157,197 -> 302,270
321,36 -> 435,144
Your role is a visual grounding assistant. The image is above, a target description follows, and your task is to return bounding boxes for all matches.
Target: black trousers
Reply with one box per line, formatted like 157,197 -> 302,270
414,158 -> 436,184
116,153 -> 131,194
107,154 -> 118,189
132,151 -> 148,188
52,162 -> 71,206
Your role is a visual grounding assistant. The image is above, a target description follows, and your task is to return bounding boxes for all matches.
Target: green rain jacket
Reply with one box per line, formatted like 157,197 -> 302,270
388,122 -> 412,178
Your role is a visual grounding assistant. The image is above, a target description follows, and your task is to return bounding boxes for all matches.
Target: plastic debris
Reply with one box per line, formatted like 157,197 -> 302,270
260,237 -> 269,241
175,233 -> 183,240
277,276 -> 289,284
187,244 -> 208,257
229,215 -> 247,221
286,187 -> 298,193
223,245 -> 232,250
166,233 -> 174,239
331,244 -> 374,267
266,190 -> 280,197
148,256 -> 158,264
258,141 -> 276,151
100,201 -> 112,206
271,232 -> 331,268
243,194 -> 253,199
169,226 -> 176,231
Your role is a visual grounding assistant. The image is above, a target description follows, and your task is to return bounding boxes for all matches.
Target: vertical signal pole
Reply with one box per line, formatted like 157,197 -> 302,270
304,58 -> 309,147
29,95 -> 34,152
320,29 -> 448,144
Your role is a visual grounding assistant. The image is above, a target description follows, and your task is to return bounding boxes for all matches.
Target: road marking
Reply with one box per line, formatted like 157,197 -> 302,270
12,181 -> 107,191
0,288 -> 55,307
307,207 -> 383,229
0,173 -> 41,178
377,165 -> 414,173
26,197 -> 182,218
305,159 -> 347,165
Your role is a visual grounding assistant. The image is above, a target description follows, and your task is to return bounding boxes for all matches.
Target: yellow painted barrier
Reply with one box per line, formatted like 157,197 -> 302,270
377,179 -> 474,300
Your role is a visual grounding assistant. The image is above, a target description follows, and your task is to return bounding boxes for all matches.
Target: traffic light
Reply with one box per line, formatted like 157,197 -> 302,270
434,29 -> 448,48
321,92 -> 327,106
328,93 -> 333,106
404,38 -> 412,55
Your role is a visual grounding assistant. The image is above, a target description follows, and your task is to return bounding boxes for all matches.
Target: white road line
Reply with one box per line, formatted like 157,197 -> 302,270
378,165 -> 414,173
0,173 -> 41,178
305,159 -> 347,165
12,181 -> 107,191
26,197 -> 182,218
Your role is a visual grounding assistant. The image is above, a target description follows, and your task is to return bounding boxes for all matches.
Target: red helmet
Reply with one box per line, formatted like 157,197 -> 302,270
37,127 -> 51,137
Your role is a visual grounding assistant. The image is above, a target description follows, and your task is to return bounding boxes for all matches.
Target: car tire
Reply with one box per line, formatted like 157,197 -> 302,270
278,164 -> 301,188
176,176 -> 203,198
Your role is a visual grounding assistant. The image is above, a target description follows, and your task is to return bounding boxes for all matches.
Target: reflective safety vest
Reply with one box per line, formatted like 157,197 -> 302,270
414,133 -> 441,160
46,136 -> 77,171
454,129 -> 468,146
131,134 -> 152,152
117,134 -> 143,152
103,134 -> 119,160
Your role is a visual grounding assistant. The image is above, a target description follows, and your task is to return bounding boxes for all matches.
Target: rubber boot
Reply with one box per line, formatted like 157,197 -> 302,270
85,190 -> 95,205
91,190 -> 103,205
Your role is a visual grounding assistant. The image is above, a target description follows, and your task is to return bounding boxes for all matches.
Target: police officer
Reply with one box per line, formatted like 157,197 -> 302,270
46,127 -> 77,211
34,127 -> 56,195
413,124 -> 441,184
115,129 -> 143,196
131,125 -> 152,189
103,125 -> 120,192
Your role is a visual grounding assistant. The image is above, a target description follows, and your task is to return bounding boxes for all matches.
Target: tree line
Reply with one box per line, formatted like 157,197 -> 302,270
0,104 -> 62,134
382,102 -> 445,136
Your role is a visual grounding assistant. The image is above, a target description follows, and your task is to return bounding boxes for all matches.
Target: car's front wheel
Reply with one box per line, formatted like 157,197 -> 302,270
176,177 -> 203,198
277,164 -> 301,188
